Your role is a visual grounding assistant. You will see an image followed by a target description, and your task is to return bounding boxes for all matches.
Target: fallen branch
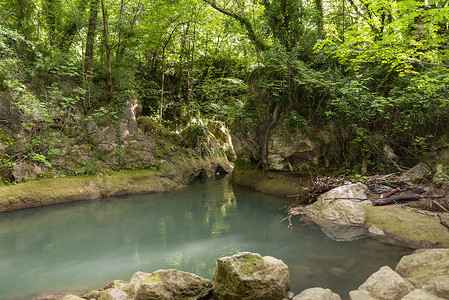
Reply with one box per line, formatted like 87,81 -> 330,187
372,193 -> 421,206
380,187 -> 401,199
324,197 -> 367,202
432,200 -> 449,213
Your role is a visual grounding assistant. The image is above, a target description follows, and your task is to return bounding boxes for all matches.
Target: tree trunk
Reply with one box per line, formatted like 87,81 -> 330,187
101,0 -> 113,96
315,0 -> 323,38
84,0 -> 100,110
261,101 -> 281,170
45,0 -> 57,46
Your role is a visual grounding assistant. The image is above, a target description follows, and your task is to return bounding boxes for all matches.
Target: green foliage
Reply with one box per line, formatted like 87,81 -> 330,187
75,159 -> 102,176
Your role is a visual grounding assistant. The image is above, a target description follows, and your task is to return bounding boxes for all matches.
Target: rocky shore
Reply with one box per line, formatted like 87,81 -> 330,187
40,250 -> 449,300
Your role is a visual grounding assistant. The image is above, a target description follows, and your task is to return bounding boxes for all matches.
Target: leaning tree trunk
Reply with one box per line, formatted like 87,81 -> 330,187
261,101 -> 281,171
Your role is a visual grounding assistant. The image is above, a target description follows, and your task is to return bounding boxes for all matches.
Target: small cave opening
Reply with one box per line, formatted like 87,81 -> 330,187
215,165 -> 228,179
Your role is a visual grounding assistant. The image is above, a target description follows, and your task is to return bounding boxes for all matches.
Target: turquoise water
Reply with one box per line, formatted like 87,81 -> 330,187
0,176 -> 411,299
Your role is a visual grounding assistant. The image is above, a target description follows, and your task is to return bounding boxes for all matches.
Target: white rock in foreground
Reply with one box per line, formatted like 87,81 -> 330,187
292,287 -> 341,300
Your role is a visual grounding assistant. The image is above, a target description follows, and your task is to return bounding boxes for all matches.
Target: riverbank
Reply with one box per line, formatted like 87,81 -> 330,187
229,167 -> 308,197
231,167 -> 449,248
0,155 -> 233,213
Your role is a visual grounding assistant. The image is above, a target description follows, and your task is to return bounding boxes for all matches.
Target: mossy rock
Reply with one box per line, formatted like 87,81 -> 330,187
136,269 -> 212,300
364,205 -> 449,247
212,252 -> 290,300
230,167 -> 307,196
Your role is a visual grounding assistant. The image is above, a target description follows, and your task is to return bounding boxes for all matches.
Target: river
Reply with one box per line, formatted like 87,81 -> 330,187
0,175 -> 412,299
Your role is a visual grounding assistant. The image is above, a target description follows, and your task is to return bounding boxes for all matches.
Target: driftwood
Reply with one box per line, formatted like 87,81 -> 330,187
372,193 -> 421,206
380,187 -> 401,199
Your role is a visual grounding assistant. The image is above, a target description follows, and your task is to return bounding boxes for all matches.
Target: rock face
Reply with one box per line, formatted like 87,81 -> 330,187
0,91 -> 22,133
212,252 -> 290,300
136,269 -> 212,300
349,266 -> 414,300
230,122 -> 334,171
87,99 -> 156,168
304,183 -> 371,225
292,287 -> 341,300
12,161 -> 47,182
267,125 -> 332,171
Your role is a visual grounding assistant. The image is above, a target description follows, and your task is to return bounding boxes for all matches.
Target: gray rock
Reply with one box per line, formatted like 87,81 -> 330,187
229,129 -> 260,163
292,287 -> 341,300
124,271 -> 152,297
98,288 -> 128,300
395,249 -> 449,288
349,289 -> 377,300
401,289 -> 446,300
368,225 -> 385,236
433,275 -> 449,298
304,183 -> 371,225
60,295 -> 85,300
104,279 -> 128,291
350,266 -> 414,300
135,269 -> 212,300
12,162 -> 46,182
400,163 -> 433,182
307,217 -> 365,241
212,252 -> 290,300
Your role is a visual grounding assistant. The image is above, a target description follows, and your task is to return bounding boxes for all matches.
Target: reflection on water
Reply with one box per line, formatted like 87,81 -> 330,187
0,176 -> 412,299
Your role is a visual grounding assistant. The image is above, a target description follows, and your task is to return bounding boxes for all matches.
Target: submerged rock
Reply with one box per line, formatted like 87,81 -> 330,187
135,269 -> 212,300
212,252 -> 290,300
314,220 -> 366,241
304,183 -> 371,225
292,287 -> 341,300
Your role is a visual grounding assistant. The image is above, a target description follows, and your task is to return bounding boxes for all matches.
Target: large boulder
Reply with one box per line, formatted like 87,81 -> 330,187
304,183 -> 371,225
349,266 -> 414,300
135,269 -> 212,300
212,252 -> 290,300
395,249 -> 449,298
292,287 -> 341,300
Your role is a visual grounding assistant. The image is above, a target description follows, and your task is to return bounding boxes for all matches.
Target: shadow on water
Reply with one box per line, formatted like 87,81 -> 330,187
0,175 -> 412,299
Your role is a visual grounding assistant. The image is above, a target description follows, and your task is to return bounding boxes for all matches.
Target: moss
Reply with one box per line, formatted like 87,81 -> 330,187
230,168 -> 306,196
364,205 -> 449,248
238,253 -> 265,276
0,169 -> 181,212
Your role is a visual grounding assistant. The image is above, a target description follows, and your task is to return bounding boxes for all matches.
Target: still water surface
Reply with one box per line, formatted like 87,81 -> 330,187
0,176 -> 412,299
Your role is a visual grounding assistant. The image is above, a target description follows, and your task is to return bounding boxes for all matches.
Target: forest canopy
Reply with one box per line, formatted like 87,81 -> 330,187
1,0 -> 449,173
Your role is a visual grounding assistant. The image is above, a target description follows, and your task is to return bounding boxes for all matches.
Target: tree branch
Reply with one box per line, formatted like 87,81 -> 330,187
202,0 -> 269,51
